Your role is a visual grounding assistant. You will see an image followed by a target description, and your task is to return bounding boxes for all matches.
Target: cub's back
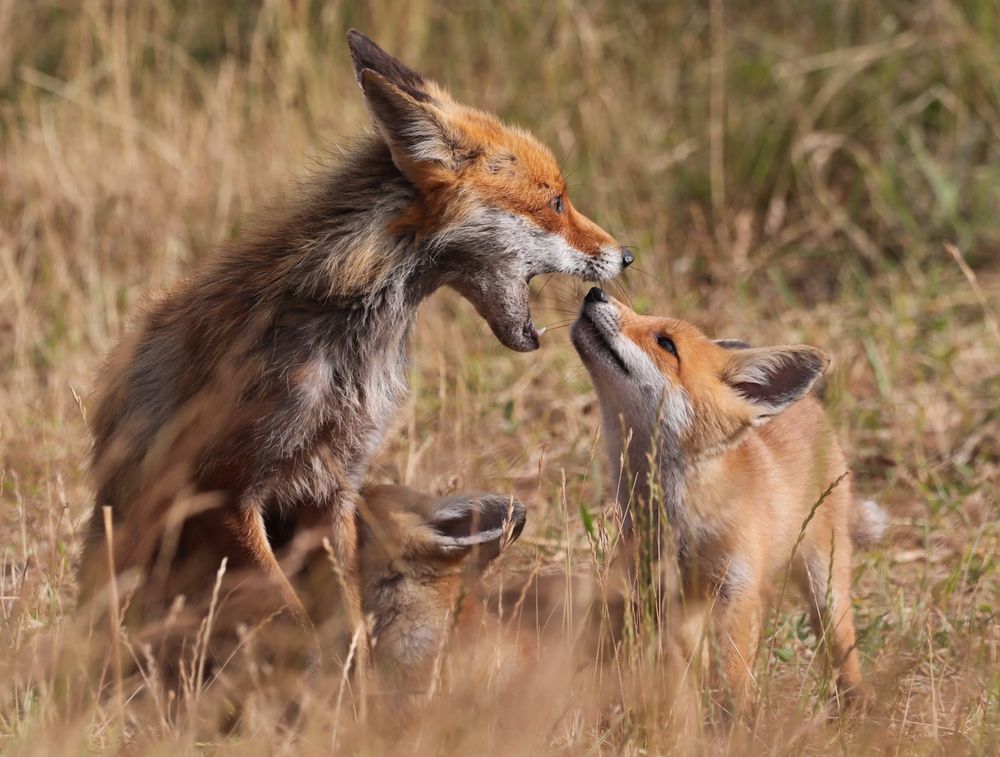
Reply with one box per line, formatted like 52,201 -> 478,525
726,395 -> 850,559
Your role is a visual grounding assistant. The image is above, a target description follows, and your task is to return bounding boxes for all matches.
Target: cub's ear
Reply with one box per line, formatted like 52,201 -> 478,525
722,345 -> 829,426
427,494 -> 527,565
715,339 -> 751,350
347,30 -> 432,103
358,69 -> 470,178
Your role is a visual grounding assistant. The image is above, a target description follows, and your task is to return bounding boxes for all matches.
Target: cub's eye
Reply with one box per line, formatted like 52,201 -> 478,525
550,195 -> 564,214
657,335 -> 677,355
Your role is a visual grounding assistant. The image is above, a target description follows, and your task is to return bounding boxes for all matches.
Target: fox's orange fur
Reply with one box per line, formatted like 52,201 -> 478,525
572,288 -> 886,707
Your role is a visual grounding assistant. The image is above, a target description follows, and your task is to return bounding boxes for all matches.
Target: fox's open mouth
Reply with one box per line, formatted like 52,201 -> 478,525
458,275 -> 541,353
518,273 -> 541,349
521,316 -> 540,348
574,310 -> 629,374
454,244 -> 624,353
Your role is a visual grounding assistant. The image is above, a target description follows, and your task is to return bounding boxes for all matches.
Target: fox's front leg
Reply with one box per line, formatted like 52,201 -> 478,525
326,490 -> 369,673
715,581 -> 764,712
194,503 -> 322,673
291,489 -> 369,673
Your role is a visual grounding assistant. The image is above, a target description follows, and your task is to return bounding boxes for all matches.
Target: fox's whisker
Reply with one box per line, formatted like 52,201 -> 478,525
537,319 -> 575,329
609,279 -> 635,307
534,273 -> 558,296
630,266 -> 667,287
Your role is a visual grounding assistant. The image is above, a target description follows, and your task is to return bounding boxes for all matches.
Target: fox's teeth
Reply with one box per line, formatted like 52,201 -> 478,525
536,327 -> 547,337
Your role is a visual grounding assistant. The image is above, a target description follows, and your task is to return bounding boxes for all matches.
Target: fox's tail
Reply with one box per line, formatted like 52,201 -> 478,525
851,498 -> 889,549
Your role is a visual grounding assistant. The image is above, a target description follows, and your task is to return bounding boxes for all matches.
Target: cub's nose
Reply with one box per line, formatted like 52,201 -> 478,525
621,248 -> 635,268
585,287 -> 608,304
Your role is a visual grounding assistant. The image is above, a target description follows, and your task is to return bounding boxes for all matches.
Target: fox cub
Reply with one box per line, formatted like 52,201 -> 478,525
571,287 -> 885,704
274,484 -> 526,692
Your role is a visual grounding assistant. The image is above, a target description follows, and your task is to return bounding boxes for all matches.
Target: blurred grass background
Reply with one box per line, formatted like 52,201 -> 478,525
1,0 -> 998,753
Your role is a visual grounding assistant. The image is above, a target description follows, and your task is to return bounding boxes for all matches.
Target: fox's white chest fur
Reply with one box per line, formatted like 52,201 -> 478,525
265,326 -> 411,510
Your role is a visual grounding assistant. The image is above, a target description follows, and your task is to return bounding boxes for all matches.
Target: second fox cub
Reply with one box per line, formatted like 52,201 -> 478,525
274,484 -> 526,693
572,287 -> 886,703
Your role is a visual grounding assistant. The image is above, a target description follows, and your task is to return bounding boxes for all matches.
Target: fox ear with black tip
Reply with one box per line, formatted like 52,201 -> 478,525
425,494 -> 527,567
347,30 -> 432,103
348,31 -> 474,180
356,69 -> 467,175
722,345 -> 830,426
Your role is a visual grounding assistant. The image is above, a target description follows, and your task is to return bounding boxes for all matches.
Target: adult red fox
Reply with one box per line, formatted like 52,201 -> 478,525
76,31 -> 630,666
571,287 -> 886,706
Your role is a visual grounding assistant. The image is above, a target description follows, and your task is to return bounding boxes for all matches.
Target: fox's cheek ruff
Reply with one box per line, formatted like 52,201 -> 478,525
427,208 -> 622,352
478,210 -> 620,281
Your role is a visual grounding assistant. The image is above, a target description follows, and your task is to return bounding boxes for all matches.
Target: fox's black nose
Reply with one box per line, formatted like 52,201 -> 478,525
621,248 -> 635,268
586,287 -> 607,304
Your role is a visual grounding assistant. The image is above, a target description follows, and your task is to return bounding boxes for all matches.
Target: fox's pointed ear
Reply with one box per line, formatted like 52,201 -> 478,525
427,494 -> 526,566
722,345 -> 829,426
347,30 -> 432,103
359,69 -> 468,178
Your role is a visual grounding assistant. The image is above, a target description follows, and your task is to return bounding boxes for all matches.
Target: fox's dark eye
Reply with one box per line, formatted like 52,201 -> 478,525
657,335 -> 677,355
550,195 -> 564,214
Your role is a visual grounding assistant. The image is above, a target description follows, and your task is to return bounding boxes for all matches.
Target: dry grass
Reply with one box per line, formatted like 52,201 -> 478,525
2,1 -> 999,754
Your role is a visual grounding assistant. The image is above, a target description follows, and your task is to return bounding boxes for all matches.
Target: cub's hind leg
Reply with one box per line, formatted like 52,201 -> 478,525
796,538 -> 864,704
